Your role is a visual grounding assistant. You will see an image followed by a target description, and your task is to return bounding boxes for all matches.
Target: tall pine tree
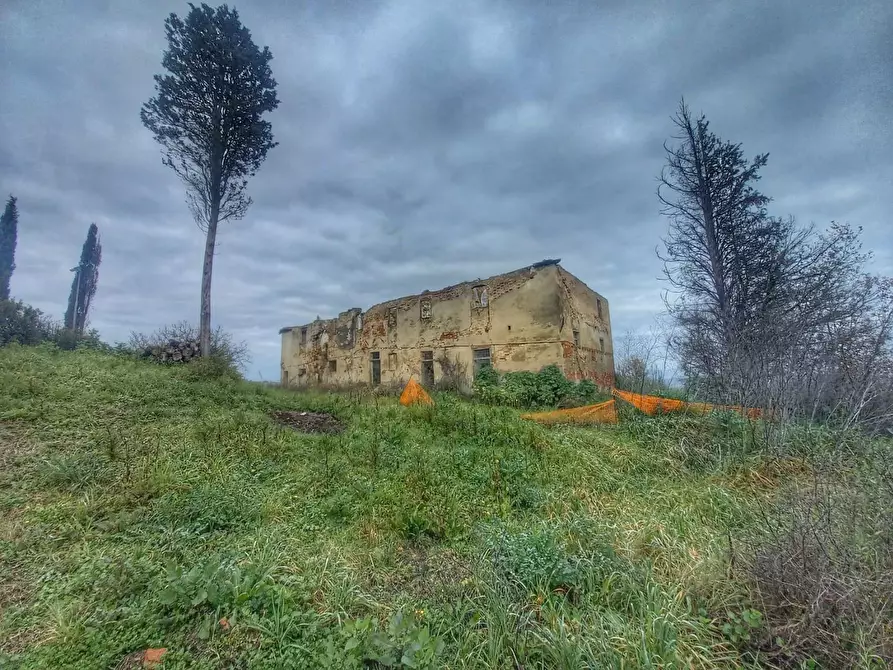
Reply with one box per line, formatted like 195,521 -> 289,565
141,4 -> 279,357
65,223 -> 102,334
0,195 -> 18,300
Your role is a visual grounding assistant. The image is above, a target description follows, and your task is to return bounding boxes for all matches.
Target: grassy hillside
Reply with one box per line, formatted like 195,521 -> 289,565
0,346 -> 884,668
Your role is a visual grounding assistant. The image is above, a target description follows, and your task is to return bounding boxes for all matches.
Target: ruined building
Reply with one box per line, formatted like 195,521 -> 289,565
279,260 -> 614,390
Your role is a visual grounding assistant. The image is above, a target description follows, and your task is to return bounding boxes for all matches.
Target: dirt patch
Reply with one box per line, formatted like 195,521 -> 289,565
115,648 -> 167,669
270,410 -> 344,434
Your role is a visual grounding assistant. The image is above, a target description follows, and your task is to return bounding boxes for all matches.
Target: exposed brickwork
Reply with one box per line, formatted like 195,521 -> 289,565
566,369 -> 615,387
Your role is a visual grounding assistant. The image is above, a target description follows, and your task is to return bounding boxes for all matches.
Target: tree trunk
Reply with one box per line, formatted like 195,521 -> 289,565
199,203 -> 219,358
201,124 -> 224,358
72,269 -> 80,332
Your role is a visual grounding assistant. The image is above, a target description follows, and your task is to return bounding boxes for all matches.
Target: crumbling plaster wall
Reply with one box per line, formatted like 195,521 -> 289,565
556,267 -> 615,387
280,263 -> 615,389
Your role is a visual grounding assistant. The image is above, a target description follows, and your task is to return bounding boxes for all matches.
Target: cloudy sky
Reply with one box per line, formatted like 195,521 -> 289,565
2,0 -> 891,380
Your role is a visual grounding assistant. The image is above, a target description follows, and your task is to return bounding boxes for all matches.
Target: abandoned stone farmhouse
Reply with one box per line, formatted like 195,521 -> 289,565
279,260 -> 614,390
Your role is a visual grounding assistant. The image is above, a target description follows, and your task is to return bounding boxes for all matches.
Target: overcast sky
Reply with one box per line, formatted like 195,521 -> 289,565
2,0 -> 891,380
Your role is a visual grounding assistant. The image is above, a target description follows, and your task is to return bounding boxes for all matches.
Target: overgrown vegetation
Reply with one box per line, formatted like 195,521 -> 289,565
128,320 -> 249,375
2,346 -> 887,667
0,298 -> 102,351
473,364 -> 608,409
434,351 -> 470,394
740,443 -> 893,668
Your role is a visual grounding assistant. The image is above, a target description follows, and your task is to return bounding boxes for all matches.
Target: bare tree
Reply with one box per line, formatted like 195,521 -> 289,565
657,98 -> 779,395
659,100 -> 893,431
615,323 -> 674,395
141,4 -> 279,357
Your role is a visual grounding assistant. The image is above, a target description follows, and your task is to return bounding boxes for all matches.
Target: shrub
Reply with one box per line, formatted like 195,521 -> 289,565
473,363 -> 604,409
740,443 -> 893,668
0,298 -> 55,345
434,351 -> 470,394
183,354 -> 242,381
50,326 -> 104,351
485,524 -> 582,594
574,379 -> 600,404
129,320 -> 249,375
373,378 -> 408,397
1,298 -> 107,351
501,370 -> 540,407
472,364 -> 502,403
535,364 -> 574,406
51,326 -> 80,351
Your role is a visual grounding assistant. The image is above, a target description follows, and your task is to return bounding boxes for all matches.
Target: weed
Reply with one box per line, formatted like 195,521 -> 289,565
474,363 -> 610,409
739,447 -> 893,668
721,607 -> 763,645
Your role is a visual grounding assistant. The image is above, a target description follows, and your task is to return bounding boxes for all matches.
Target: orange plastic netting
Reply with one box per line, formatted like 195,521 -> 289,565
398,375 -> 761,423
399,378 -> 434,406
612,389 -> 762,419
520,391 -> 762,426
521,399 -> 618,425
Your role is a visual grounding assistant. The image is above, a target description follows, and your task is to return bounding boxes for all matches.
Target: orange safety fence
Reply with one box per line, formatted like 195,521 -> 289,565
612,389 -> 762,419
398,375 -> 762,423
399,377 -> 434,406
521,399 -> 618,425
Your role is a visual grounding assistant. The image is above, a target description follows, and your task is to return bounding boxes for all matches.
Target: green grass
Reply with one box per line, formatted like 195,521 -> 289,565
0,345 -> 812,668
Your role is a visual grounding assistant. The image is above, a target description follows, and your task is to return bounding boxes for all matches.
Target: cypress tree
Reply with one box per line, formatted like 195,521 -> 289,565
64,223 -> 102,334
0,195 -> 18,300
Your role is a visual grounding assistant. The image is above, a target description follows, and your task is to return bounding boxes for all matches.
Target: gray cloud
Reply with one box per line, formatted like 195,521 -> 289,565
1,0 -> 890,380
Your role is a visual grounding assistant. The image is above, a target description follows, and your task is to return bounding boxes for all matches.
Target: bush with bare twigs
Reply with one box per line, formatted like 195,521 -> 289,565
434,351 -> 470,395
738,437 -> 893,668
129,320 -> 249,375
